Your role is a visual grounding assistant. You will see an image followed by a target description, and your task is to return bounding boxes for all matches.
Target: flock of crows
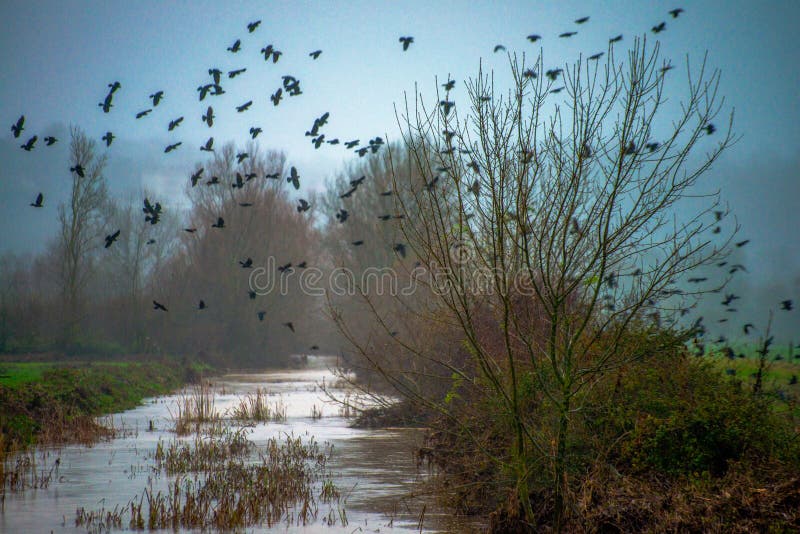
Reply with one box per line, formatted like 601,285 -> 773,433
10,7 -> 797,369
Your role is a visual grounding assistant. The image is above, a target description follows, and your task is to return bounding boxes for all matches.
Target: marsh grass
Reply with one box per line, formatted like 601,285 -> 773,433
77,425 -> 346,530
168,381 -> 219,435
229,388 -> 287,422
1,448 -> 60,496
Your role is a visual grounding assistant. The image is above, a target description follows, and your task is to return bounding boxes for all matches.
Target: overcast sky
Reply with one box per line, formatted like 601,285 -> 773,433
1,0 -> 797,341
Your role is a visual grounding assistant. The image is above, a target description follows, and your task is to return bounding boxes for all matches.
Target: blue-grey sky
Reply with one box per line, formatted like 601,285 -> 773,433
1,0 -> 798,338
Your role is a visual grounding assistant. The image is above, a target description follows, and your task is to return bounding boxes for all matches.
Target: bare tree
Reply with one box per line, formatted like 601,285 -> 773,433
57,126 -> 108,347
332,39 -> 735,528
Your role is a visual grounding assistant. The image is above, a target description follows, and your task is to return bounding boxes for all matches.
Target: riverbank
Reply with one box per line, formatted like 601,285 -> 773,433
0,358 -> 206,451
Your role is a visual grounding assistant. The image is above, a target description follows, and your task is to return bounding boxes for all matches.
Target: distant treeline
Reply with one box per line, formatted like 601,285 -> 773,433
0,127 -> 419,367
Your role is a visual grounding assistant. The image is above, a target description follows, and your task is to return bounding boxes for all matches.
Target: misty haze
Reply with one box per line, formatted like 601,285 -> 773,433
1,1 -> 798,532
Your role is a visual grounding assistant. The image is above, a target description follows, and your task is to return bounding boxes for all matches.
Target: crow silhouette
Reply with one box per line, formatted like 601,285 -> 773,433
20,136 -> 37,151
164,142 -> 181,153
270,88 -> 283,106
339,186 -> 357,198
202,106 -> 214,127
11,115 -> 24,137
439,100 -> 455,116
550,87 -> 565,94
208,68 -> 222,85
104,229 -> 120,248
704,123 -> 716,135
257,311 -> 266,321
30,193 -> 43,208
143,198 -> 162,225
197,84 -> 212,101
227,39 -> 241,53
211,217 -> 225,228
153,300 -> 167,311
309,49 -> 322,59
149,90 -> 164,106
198,300 -> 206,310
70,164 -> 85,176
442,79 -> 455,91
236,152 -> 249,164
399,36 -> 414,50
249,127 -> 262,139
350,175 -> 366,187
283,322 -> 295,332
99,94 -> 113,113
265,172 -> 280,180
352,240 -> 364,246
297,199 -> 311,212
312,134 -> 325,148
297,261 -> 307,268
102,131 -> 115,147
232,173 -> 244,189
287,166 -> 300,189
380,190 -> 393,196
781,300 -> 794,311
494,44 -> 506,52
545,68 -> 563,81
669,8 -> 684,18
652,22 -> 666,33
247,20 -> 261,32
260,44 -> 275,61
735,239 -> 749,247
239,257 -> 253,268
559,31 -> 577,38
527,34 -> 541,43
206,176 -> 219,186
609,34 -> 623,43
168,116 -> 184,131
575,16 -> 589,23
345,139 -> 359,149
200,137 -> 214,152
190,168 -> 204,187
248,290 -> 256,300
146,239 -> 155,245
393,243 -> 407,258
327,138 -> 340,145
228,68 -> 247,78
135,109 -> 152,119
336,209 -> 349,222
722,293 -> 740,306
278,262 -> 292,273
184,228 -> 197,233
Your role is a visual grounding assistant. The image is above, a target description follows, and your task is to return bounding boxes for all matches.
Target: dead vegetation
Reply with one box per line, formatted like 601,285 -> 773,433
77,424 -> 346,530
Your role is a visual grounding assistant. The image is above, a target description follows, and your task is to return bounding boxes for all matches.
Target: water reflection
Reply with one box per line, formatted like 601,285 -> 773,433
1,356 -> 481,533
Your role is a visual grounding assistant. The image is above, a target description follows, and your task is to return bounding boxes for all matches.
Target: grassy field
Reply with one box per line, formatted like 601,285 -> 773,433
0,359 -> 208,450
705,341 -> 800,394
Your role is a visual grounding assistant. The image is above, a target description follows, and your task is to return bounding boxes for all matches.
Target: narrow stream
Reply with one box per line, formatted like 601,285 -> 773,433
0,356 -> 480,532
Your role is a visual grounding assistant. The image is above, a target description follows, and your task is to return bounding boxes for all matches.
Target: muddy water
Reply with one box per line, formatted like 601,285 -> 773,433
0,356 -> 481,533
